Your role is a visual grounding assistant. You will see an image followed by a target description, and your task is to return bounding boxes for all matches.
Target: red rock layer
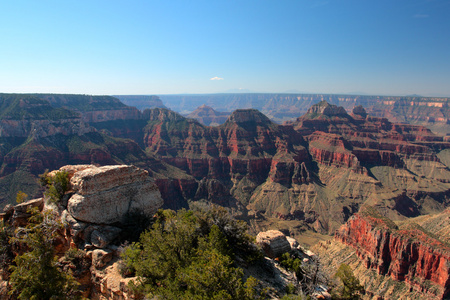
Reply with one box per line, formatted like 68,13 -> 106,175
143,109 -> 311,187
335,209 -> 450,299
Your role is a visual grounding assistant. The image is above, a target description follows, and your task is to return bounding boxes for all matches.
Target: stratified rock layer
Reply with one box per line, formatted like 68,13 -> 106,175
68,165 -> 163,224
334,206 -> 450,299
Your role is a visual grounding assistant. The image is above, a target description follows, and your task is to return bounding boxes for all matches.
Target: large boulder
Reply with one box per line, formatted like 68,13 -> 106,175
67,165 -> 163,224
256,230 -> 292,259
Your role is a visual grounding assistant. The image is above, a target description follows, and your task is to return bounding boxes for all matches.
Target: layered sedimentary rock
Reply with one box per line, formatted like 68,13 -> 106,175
334,206 -> 450,299
67,165 -> 163,224
2,94 -> 450,239
39,94 -> 141,123
142,108 -> 311,209
113,95 -> 168,111
139,103 -> 450,234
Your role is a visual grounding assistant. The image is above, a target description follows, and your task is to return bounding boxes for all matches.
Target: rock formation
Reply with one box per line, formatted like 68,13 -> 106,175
0,164 -> 164,299
186,104 -> 230,126
1,94 -> 450,242
139,102 -> 450,235
331,206 -> 450,299
256,230 -> 292,258
159,93 -> 450,133
67,165 -> 163,224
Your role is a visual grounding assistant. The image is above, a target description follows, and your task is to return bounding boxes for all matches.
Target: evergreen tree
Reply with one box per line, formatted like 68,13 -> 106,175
333,264 -> 364,300
9,209 -> 80,300
122,208 -> 266,299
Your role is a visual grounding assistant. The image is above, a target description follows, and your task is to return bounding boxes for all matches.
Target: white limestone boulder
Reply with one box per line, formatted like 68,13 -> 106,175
67,165 -> 163,224
256,230 -> 292,259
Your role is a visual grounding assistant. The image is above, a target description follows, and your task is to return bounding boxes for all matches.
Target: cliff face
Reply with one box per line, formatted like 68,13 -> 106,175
334,207 -> 450,299
39,94 -> 141,123
0,118 -> 93,138
142,108 -> 311,210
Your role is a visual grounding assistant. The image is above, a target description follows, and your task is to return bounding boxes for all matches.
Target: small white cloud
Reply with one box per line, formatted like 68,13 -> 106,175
413,14 -> 429,18
210,76 -> 224,80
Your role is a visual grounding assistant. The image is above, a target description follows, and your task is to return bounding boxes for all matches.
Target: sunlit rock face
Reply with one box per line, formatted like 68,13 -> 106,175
68,165 -> 163,224
335,207 -> 450,299
256,230 -> 292,258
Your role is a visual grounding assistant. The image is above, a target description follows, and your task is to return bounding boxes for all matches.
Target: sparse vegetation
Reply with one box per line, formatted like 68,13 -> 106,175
0,220 -> 14,279
279,252 -> 328,296
8,208 -> 81,300
41,170 -> 70,204
333,263 -> 364,300
15,191 -> 28,204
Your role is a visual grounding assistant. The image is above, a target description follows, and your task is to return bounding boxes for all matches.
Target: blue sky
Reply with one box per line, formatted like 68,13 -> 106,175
0,0 -> 449,96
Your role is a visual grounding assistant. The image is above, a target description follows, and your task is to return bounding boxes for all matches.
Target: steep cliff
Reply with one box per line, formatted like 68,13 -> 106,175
142,108 -> 311,211
332,206 -> 450,299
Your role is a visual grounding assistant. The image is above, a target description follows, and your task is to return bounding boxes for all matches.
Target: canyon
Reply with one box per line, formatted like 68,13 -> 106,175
1,92 -> 450,298
1,94 -> 450,238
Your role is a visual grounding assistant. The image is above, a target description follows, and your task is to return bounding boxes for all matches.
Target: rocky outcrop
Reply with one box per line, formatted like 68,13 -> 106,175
335,206 -> 450,299
12,198 -> 44,227
67,165 -> 163,224
0,164 -> 161,300
186,104 -> 230,126
352,105 -> 367,118
89,258 -> 139,300
305,101 -> 348,117
256,230 -> 292,258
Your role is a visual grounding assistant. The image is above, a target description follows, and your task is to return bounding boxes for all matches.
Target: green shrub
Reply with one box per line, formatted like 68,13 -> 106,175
15,191 -> 28,204
122,207 -> 267,299
333,264 -> 364,300
279,252 -> 304,280
42,170 -> 70,204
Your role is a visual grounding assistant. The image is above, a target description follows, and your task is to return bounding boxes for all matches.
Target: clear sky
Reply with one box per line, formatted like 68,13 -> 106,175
0,0 -> 449,96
